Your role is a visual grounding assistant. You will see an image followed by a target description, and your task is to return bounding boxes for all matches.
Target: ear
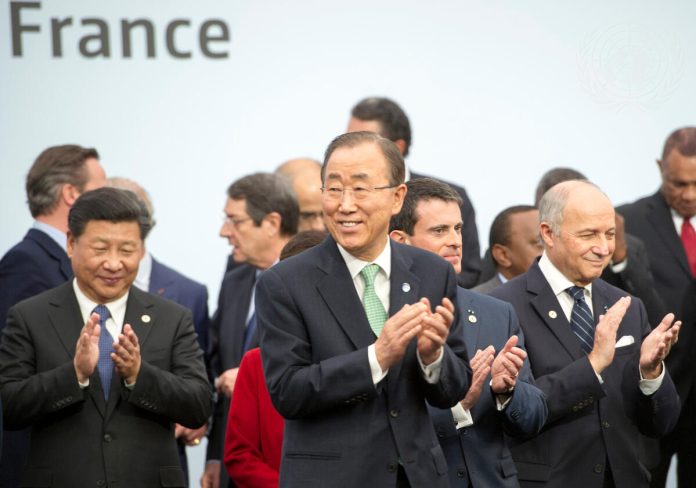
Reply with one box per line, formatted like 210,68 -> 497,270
539,222 -> 555,249
390,183 -> 408,215
262,212 -> 282,236
61,184 -> 81,207
491,244 -> 512,268
67,231 -> 75,258
394,139 -> 407,156
389,230 -> 410,244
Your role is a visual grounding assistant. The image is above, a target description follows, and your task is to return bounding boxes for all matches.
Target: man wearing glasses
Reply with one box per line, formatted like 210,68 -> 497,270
256,131 -> 471,487
202,173 -> 299,488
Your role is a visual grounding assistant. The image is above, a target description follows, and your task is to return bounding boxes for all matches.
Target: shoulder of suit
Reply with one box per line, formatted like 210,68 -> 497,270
151,259 -> 207,292
130,285 -> 191,315
616,191 -> 662,216
457,286 -> 513,312
10,281 -> 74,311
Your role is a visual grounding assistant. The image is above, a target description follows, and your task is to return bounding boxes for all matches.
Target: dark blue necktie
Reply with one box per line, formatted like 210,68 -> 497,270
242,312 -> 257,353
93,305 -> 115,400
566,286 -> 595,355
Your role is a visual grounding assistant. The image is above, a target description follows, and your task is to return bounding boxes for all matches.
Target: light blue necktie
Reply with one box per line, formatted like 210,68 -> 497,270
93,305 -> 115,400
361,264 -> 388,336
566,286 -> 594,355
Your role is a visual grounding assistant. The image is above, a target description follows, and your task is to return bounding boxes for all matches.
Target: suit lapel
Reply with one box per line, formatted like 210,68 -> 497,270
104,288 -> 156,419
456,290 -> 481,358
386,242 -> 422,391
315,238 -> 376,350
527,263 -> 582,361
148,258 -> 175,296
646,192 -> 691,276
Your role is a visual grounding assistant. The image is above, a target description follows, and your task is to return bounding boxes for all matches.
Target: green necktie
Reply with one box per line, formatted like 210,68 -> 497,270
361,264 -> 388,336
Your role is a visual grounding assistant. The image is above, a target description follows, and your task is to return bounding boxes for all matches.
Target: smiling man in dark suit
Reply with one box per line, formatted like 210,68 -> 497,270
0,144 -> 106,487
257,131 -> 471,487
492,180 -> 681,488
390,178 -> 547,487
0,187 -> 211,488
617,127 -> 696,487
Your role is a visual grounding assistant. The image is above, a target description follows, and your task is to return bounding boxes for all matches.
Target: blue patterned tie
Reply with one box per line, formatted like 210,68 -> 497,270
566,286 -> 595,355
93,305 -> 115,400
243,312 -> 257,353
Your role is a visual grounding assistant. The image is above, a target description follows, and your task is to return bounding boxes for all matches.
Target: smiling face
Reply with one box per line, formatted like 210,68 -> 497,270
68,219 -> 143,303
404,199 -> 463,273
542,184 -> 616,286
322,142 -> 406,261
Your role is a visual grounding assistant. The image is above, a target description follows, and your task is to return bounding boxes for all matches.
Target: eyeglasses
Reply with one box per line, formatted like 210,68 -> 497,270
321,184 -> 398,201
222,216 -> 252,228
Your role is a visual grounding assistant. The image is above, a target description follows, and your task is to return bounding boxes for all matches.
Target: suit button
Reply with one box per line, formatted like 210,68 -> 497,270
593,463 -> 604,474
389,409 -> 399,418
97,480 -> 105,487
457,469 -> 466,478
511,410 -> 520,420
387,463 -> 397,473
572,406 -> 579,412
103,434 -> 112,443
437,429 -> 445,438
602,421 -> 610,428
67,396 -> 73,401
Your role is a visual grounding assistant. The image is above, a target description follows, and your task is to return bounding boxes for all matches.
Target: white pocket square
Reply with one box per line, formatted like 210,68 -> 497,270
615,335 -> 635,348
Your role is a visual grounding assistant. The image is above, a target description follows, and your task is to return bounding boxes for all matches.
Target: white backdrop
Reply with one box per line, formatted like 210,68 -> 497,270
1,0 -> 693,485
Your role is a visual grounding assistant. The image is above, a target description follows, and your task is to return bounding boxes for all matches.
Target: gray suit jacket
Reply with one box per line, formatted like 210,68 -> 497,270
472,274 -> 503,294
257,236 -> 471,487
0,283 -> 212,488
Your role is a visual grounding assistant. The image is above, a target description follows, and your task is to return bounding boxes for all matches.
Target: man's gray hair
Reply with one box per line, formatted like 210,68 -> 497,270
538,180 -> 603,236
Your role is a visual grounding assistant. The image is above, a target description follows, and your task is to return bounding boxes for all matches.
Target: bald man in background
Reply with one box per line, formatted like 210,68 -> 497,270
275,158 -> 325,232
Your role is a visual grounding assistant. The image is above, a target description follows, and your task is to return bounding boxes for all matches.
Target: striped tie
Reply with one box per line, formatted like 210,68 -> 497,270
566,286 -> 595,355
360,264 -> 388,336
93,305 -> 115,400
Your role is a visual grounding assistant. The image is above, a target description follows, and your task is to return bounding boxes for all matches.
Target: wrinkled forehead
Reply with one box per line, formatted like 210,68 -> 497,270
562,195 -> 615,231
324,145 -> 390,183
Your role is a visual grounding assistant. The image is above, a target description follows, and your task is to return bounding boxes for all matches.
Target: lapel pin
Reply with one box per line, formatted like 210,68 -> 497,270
548,310 -> 557,319
467,308 -> 477,324
141,314 -> 151,324
401,283 -> 411,293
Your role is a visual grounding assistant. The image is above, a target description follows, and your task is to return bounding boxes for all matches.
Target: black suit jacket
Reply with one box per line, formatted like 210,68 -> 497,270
206,263 -> 257,485
0,228 -> 73,487
429,288 -> 547,488
410,171 -> 481,288
257,236 -> 471,487
0,283 -> 212,488
491,262 -> 680,488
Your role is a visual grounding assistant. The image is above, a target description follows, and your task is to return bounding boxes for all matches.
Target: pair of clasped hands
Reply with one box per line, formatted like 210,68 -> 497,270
373,297 -> 527,403
73,312 -> 141,386
588,296 -> 681,379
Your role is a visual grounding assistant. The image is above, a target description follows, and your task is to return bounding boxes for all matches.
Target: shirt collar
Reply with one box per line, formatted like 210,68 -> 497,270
538,252 -> 593,297
72,278 -> 130,325
133,251 -> 152,292
32,221 -> 67,252
336,237 -> 392,280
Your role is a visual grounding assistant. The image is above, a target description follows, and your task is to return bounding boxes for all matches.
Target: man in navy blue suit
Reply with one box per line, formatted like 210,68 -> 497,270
107,177 -> 211,484
390,178 -> 547,487
491,180 -> 681,487
202,173 -> 299,488
0,144 -> 106,487
257,132 -> 471,487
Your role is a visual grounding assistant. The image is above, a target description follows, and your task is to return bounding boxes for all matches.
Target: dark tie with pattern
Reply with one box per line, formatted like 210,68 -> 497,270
93,305 -> 115,400
566,286 -> 595,355
242,312 -> 257,353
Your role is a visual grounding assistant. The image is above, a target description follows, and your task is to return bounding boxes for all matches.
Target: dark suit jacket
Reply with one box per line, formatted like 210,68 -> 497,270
0,228 -> 73,487
149,257 -> 211,354
429,288 -> 547,488
410,171 -> 481,288
206,264 -> 258,485
256,236 -> 471,488
490,262 -> 680,488
0,283 -> 212,488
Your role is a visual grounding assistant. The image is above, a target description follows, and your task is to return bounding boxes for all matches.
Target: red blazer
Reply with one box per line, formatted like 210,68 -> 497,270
224,348 -> 284,487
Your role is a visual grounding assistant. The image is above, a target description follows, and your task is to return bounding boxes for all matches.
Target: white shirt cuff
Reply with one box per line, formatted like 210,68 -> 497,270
451,402 -> 474,429
418,348 -> 444,384
368,344 -> 388,385
610,258 -> 628,273
639,361 -> 666,395
78,378 -> 89,389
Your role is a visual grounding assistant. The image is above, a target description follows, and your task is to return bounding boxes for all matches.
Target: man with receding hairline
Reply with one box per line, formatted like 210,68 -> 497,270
491,180 -> 681,488
275,158 -> 325,232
